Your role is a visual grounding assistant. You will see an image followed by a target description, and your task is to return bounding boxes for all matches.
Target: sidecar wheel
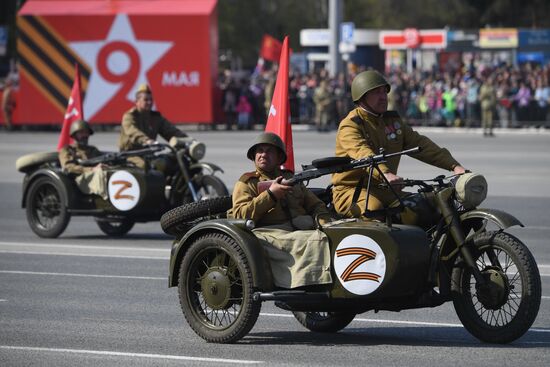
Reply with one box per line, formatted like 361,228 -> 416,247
160,196 -> 232,235
26,176 -> 70,238
452,231 -> 541,344
292,311 -> 356,333
178,233 -> 261,343
95,218 -> 135,237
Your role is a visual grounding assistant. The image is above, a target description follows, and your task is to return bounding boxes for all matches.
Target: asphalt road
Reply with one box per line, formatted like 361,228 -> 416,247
1,127 -> 549,366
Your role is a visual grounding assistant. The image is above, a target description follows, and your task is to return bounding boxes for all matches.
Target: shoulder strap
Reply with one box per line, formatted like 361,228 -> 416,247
238,171 -> 259,183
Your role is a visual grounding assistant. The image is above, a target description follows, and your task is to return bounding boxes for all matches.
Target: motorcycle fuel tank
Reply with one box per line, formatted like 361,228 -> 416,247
323,220 -> 431,299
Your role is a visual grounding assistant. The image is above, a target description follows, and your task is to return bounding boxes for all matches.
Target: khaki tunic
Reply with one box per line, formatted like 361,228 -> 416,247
313,86 -> 332,129
59,144 -> 108,199
119,107 -> 187,168
332,108 -> 461,216
228,168 -> 332,288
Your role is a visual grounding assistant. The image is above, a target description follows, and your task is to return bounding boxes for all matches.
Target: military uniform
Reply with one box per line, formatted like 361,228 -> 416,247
59,144 -> 108,199
118,107 -> 187,168
479,82 -> 496,135
313,82 -> 332,131
228,167 -> 332,289
332,107 -> 461,216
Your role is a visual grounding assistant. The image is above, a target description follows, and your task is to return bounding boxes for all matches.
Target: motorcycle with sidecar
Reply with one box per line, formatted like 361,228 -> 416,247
163,147 -> 541,344
17,137 -> 228,238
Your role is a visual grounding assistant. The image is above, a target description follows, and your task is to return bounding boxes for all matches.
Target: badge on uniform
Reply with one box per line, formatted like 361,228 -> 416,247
385,121 -> 402,141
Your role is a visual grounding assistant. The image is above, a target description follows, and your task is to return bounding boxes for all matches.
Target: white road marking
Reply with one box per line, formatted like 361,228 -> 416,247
0,346 -> 263,364
0,241 -> 170,259
259,312 -> 550,333
0,270 -> 165,280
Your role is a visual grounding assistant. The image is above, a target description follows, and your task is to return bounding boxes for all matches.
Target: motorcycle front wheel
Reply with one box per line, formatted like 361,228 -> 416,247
193,174 -> 229,200
452,230 -> 541,344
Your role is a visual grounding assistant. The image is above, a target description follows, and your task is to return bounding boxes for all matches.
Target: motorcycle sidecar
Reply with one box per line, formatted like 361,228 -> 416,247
168,217 -> 432,343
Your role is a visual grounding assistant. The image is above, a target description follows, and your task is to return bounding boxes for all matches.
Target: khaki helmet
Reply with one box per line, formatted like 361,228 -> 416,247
351,70 -> 391,102
69,119 -> 94,137
247,132 -> 287,163
135,83 -> 152,98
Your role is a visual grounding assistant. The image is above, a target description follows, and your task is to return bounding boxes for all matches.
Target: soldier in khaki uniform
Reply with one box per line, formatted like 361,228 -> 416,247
118,84 -> 188,169
479,76 -> 497,137
313,80 -> 332,132
59,120 -> 109,200
228,132 -> 333,289
332,70 -> 466,218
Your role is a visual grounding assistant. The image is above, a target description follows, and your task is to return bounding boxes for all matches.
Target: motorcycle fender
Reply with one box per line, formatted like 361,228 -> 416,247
169,219 -> 273,290
189,162 -> 224,174
21,168 -> 77,208
460,208 -> 523,230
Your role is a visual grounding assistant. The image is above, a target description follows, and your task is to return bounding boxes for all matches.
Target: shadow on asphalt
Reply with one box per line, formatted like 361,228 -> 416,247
244,326 -> 550,347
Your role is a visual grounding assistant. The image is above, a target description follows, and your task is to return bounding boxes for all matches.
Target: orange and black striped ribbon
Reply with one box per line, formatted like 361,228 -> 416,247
17,15 -> 91,114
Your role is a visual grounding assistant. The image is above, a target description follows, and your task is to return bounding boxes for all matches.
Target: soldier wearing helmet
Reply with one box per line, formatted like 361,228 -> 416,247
118,83 -> 188,169
332,69 -> 466,218
228,132 -> 333,289
58,120 -> 109,199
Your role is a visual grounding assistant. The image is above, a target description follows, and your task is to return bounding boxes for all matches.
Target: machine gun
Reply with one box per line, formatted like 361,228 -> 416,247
257,146 -> 421,193
79,145 -> 165,167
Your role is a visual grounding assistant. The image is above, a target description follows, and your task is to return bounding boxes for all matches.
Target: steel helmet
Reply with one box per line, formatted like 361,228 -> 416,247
351,70 -> 391,102
69,119 -> 94,137
247,132 -> 287,163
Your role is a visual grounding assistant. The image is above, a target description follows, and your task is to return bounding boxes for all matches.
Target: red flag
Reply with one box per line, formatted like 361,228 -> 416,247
57,64 -> 84,151
260,34 -> 283,62
265,36 -> 294,172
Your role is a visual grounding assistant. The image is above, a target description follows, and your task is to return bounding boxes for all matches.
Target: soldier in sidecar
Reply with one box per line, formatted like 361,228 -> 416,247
228,132 -> 333,289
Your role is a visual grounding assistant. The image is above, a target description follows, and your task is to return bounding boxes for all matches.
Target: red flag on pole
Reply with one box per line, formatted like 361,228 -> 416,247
260,34 -> 283,62
57,64 -> 84,151
265,36 -> 294,172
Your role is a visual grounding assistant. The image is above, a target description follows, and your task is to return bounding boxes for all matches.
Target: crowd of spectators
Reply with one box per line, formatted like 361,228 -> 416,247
217,60 -> 550,131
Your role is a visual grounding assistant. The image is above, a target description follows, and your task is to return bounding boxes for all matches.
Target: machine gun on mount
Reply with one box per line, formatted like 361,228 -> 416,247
78,145 -> 166,167
257,146 -> 421,221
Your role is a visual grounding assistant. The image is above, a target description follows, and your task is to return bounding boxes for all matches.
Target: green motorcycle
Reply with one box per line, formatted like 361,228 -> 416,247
163,147 -> 541,344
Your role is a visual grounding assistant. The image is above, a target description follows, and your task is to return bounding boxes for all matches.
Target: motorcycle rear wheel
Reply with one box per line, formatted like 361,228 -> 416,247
95,218 -> 135,237
178,233 -> 261,343
292,311 -> 356,333
452,231 -> 541,344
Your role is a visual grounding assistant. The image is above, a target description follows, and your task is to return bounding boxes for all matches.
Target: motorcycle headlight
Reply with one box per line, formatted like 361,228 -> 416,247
188,140 -> 206,161
455,173 -> 488,209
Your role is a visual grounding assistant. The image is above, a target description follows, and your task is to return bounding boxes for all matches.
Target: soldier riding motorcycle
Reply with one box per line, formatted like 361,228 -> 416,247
163,147 -> 541,345
16,125 -> 228,238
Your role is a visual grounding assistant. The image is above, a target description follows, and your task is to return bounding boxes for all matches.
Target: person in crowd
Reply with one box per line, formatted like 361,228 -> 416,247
331,70 -> 466,218
228,132 -> 333,289
479,76 -> 497,136
118,84 -> 188,169
59,120 -> 109,200
1,78 -> 15,131
313,80 -> 332,132
534,78 -> 550,124
465,74 -> 480,127
514,80 -> 532,126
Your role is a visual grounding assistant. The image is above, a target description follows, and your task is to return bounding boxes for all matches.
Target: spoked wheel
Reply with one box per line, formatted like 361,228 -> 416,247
95,218 -> 135,237
452,231 -> 541,343
292,311 -> 356,333
25,177 -> 70,238
194,175 -> 229,201
178,233 -> 260,343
